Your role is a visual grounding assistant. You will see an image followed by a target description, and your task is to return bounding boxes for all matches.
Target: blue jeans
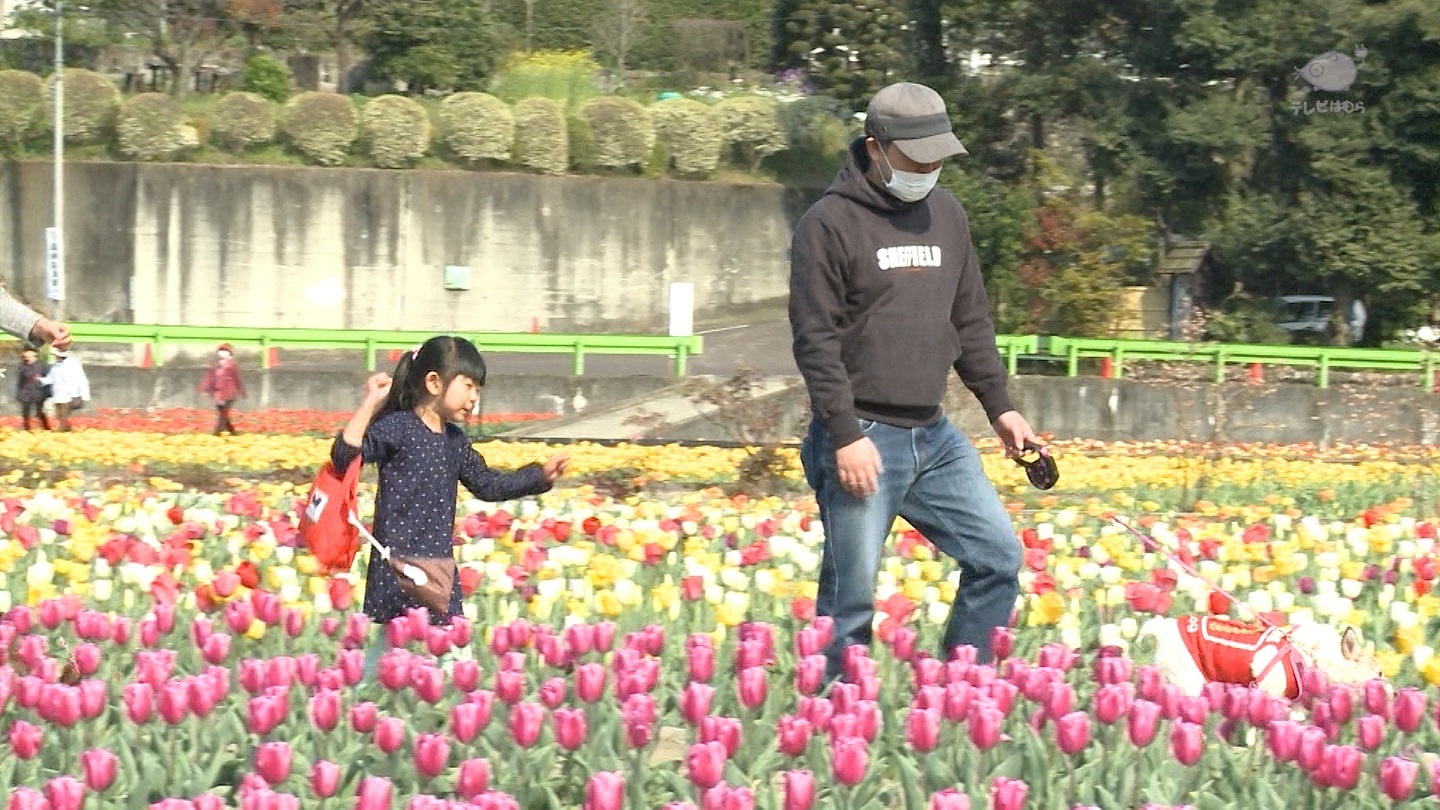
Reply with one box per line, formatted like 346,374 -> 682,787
800,413 -> 1021,679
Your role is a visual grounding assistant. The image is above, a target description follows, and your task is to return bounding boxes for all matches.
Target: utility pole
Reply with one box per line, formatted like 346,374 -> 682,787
46,0 -> 65,321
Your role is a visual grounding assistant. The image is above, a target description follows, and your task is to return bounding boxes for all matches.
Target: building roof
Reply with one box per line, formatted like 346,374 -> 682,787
1156,240 -> 1212,276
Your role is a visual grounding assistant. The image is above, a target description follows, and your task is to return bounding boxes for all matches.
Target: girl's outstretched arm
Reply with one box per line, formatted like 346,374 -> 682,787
458,445 -> 558,503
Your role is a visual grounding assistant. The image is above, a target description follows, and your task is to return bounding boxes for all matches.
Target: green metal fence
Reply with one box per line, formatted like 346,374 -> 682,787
64,323 -> 705,377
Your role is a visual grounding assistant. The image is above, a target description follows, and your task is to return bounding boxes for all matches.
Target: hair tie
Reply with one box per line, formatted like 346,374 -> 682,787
411,346 -> 420,360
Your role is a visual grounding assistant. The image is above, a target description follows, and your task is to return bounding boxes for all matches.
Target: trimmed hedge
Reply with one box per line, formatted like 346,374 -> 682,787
439,92 -> 514,165
362,94 -> 430,169
282,91 -> 358,166
51,68 -> 121,146
117,93 -> 197,161
651,97 -> 722,179
0,70 -> 45,148
211,92 -> 276,153
512,97 -> 568,176
713,95 -> 789,171
571,96 -> 654,172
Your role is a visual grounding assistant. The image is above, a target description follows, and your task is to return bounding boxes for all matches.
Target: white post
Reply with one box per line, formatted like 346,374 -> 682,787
668,282 -> 694,337
50,0 -> 65,320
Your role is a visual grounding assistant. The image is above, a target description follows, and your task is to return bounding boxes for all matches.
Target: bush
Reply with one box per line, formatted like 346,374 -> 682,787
49,68 -> 120,145
713,95 -> 788,171
361,94 -> 430,169
650,97 -> 721,178
240,54 -> 292,103
116,93 -> 197,161
511,97 -> 568,176
438,92 -> 514,166
209,92 -> 276,153
489,50 -> 602,113
281,92 -> 358,166
570,96 -> 654,172
0,70 -> 44,149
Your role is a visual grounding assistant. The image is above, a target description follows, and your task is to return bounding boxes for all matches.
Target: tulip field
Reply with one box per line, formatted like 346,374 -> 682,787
3,421 -> 1440,809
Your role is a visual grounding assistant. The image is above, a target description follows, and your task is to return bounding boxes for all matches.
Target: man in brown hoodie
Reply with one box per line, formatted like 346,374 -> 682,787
789,82 -> 1042,682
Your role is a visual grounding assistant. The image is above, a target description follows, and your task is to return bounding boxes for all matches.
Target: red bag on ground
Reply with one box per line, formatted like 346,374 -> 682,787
299,456 -> 364,575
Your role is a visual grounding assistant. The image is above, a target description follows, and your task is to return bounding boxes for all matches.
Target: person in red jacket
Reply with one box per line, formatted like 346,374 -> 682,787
198,343 -> 246,435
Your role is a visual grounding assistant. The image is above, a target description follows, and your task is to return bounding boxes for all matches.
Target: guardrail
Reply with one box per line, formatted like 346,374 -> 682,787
1042,336 -> 1439,389
64,323 -> 705,377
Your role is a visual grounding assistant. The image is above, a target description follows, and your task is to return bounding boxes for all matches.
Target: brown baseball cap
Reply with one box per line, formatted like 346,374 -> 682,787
863,82 -> 968,163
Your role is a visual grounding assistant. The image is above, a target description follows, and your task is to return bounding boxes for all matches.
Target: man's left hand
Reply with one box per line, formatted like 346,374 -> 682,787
992,410 -> 1039,458
30,318 -> 71,350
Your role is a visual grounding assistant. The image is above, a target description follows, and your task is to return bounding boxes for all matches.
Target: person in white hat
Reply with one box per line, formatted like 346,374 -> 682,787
41,347 -> 90,432
788,81 -> 1043,684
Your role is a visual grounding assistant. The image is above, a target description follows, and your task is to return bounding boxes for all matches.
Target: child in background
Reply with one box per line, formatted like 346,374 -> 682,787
15,348 -> 51,430
332,335 -> 567,680
198,342 -> 246,435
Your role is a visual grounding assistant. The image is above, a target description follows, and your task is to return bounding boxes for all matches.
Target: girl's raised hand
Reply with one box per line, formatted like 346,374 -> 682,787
542,453 -> 569,483
364,373 -> 393,403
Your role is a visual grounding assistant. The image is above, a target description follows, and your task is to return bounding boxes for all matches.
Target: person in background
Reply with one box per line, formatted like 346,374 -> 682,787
15,348 -> 51,430
42,348 -> 90,432
1,286 -> 71,349
198,342 -> 246,435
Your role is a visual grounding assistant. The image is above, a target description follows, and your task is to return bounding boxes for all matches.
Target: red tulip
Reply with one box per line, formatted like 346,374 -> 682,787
777,715 -> 812,757
737,667 -> 767,710
699,715 -> 742,758
1125,582 -> 1173,614
1380,757 -> 1419,802
81,748 -> 118,792
830,736 -> 868,786
355,776 -> 393,810
43,776 -> 85,810
254,741 -> 292,786
457,758 -> 492,799
583,772 -> 625,810
989,777 -> 1028,810
928,789 -> 971,809
686,741 -> 727,790
309,689 -> 341,732
310,761 -> 340,798
553,707 -> 588,751
351,701 -> 378,733
414,732 -> 451,779
968,702 -> 1003,750
9,720 -> 42,759
906,707 -> 941,753
375,716 -> 406,754
782,770 -> 815,810
8,788 -> 48,810
1358,714 -> 1385,750
1056,711 -> 1091,756
1128,699 -> 1161,748
1394,688 -> 1427,733
451,702 -> 486,744
509,702 -> 545,748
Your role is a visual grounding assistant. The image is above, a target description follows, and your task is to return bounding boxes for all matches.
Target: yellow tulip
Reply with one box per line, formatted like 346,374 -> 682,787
245,618 -> 267,640
1420,658 -> 1440,686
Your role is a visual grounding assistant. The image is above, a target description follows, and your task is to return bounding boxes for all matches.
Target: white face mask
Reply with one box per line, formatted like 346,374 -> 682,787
218,350 -> 231,360
878,147 -> 940,202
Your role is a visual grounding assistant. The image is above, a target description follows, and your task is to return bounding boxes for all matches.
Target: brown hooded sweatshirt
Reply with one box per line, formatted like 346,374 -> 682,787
788,137 -> 1015,450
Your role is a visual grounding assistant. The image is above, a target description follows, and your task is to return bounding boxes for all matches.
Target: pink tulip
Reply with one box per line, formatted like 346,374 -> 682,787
1044,682 -> 1075,720
451,660 -> 481,693
378,654 -> 411,692
80,748 -> 118,792
1094,656 -> 1131,686
574,663 -> 606,703
681,682 -> 717,726
989,777 -> 1028,810
1319,744 -> 1364,791
737,667 -> 768,710
1036,644 -> 1077,671
495,670 -> 525,705
192,795 -> 225,810
1128,699 -> 1161,748
1056,711 -> 1091,756
1394,688 -> 1427,733
565,623 -> 595,657
71,643 -> 101,676
553,708 -> 588,751
855,700 -> 882,743
907,707 -> 941,753
782,770 -> 815,810
702,785 -> 757,810
355,776 -> 393,810
914,656 -> 944,687
351,701 -> 378,733
988,627 -> 1014,661
593,621 -> 616,652
414,732 -> 451,779
1327,686 -> 1354,725
539,677 -> 567,709
891,626 -> 918,661
777,715 -> 812,757
158,681 -> 189,725
40,684 -> 82,727
687,741 -> 728,790
1357,714 -> 1385,750
43,776 -> 84,810
123,682 -> 155,724
8,788 -> 47,810
425,626 -> 452,657
510,702 -> 546,748
1095,684 -> 1133,725
1380,757 -> 1419,802
798,697 -> 834,733
1170,720 -> 1202,766
448,616 -> 473,647
987,680 -> 1019,715
457,758 -> 492,799
451,702 -> 486,744
623,693 -> 657,748
688,645 -> 716,683
254,741 -> 292,786
830,736 -> 868,786
1429,760 -> 1440,798
1296,726 -> 1328,771
699,715 -> 742,758
583,772 -> 625,810
794,627 -> 824,659
943,682 -> 974,723
9,720 -> 42,759
969,702 -> 1003,750
929,788 -> 971,809
310,761 -> 340,798
411,665 -> 445,704
309,689 -> 341,733
1364,680 -> 1390,716
375,716 -> 406,754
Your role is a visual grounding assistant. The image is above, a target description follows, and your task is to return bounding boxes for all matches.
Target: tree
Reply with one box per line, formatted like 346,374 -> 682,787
362,0 -> 513,93
278,0 -> 371,93
591,0 -> 647,76
777,0 -> 911,112
86,0 -> 234,97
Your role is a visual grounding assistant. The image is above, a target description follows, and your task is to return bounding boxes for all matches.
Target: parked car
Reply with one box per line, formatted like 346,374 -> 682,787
1273,295 -> 1367,343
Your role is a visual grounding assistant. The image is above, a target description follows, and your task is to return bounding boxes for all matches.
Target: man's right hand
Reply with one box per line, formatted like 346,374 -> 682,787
835,436 -> 883,498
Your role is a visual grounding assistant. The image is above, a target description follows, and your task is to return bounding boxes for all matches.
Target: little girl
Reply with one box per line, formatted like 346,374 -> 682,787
332,335 -> 567,678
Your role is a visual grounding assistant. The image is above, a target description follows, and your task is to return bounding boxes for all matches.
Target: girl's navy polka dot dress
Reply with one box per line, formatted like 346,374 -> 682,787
330,410 -> 550,626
